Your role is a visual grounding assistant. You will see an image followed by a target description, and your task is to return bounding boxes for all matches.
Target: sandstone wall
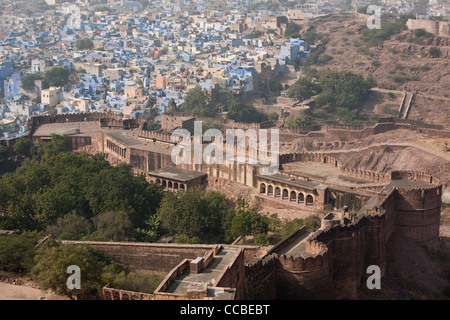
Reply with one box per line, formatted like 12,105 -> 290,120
393,186 -> 442,249
63,241 -> 216,275
244,254 -> 278,300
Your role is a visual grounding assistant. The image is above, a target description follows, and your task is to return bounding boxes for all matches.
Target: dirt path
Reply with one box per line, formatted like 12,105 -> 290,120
0,282 -> 68,300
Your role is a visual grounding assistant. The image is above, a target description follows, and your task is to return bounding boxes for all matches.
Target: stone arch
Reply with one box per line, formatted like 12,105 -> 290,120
131,294 -> 140,300
306,195 -> 314,206
267,185 -> 274,195
298,193 -> 305,203
113,292 -> 120,300
290,191 -> 297,202
121,293 -> 130,300
282,189 -> 289,200
168,181 -> 173,189
156,178 -> 161,185
275,187 -> 281,198
104,291 -> 112,300
180,184 -> 185,191
260,183 -> 266,194
162,180 -> 167,188
174,182 -> 179,190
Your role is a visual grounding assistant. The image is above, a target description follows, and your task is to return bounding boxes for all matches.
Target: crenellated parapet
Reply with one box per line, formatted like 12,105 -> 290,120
279,152 -> 342,168
29,112 -> 145,134
340,167 -> 390,183
138,129 -> 179,144
391,170 -> 441,185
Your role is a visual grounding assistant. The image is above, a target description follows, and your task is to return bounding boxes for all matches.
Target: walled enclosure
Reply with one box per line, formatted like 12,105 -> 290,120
28,113 -> 443,300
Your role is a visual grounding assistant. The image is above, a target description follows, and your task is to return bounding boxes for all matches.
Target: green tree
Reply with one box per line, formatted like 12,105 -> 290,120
157,190 -> 233,242
317,69 -> 372,110
0,232 -> 38,273
0,140 -> 163,232
21,74 -> 43,91
182,86 -> 217,117
429,46 -> 440,58
287,116 -> 315,128
44,67 -> 70,88
230,198 -> 269,239
32,243 -> 108,299
93,211 -> 134,242
76,38 -> 94,51
0,145 -> 8,161
46,212 -> 93,240
288,77 -> 322,101
226,97 -> 267,123
13,137 -> 33,158
254,233 -> 269,246
268,112 -> 279,121
269,76 -> 283,93
279,218 -> 304,239
110,272 -> 161,294
36,134 -> 70,160
133,215 -> 162,242
285,22 -> 301,38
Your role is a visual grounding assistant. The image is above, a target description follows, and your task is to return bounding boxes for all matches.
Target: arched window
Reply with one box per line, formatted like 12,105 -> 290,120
260,183 -> 266,194
298,193 -> 305,203
275,187 -> 281,198
290,191 -> 297,202
104,291 -> 112,300
282,189 -> 289,200
267,185 -> 274,195
306,195 -> 314,206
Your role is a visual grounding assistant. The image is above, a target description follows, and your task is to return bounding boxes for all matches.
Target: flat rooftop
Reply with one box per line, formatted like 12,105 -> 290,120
381,179 -> 436,195
148,166 -> 207,182
163,247 -> 239,296
272,231 -> 314,259
281,161 -> 390,189
32,121 -> 100,137
257,173 -> 322,190
32,122 -> 175,155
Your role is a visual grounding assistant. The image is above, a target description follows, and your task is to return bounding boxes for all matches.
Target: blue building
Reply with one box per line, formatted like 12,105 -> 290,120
3,73 -> 21,100
0,61 -> 14,81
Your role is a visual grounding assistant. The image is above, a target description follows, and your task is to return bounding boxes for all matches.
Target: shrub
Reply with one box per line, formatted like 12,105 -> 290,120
429,46 -> 440,58
0,232 -> 38,273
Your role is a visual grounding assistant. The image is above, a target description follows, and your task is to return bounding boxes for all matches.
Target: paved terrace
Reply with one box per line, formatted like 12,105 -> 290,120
32,122 -> 174,155
273,231 -> 314,258
163,247 -> 239,297
380,179 -> 436,195
149,166 -> 207,182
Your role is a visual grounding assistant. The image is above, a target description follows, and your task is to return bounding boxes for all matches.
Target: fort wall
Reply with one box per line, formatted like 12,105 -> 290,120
393,186 -> 442,249
406,19 -> 450,37
244,254 -> 278,300
33,114 -> 444,300
215,248 -> 245,300
276,248 -> 330,299
62,241 -> 216,275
